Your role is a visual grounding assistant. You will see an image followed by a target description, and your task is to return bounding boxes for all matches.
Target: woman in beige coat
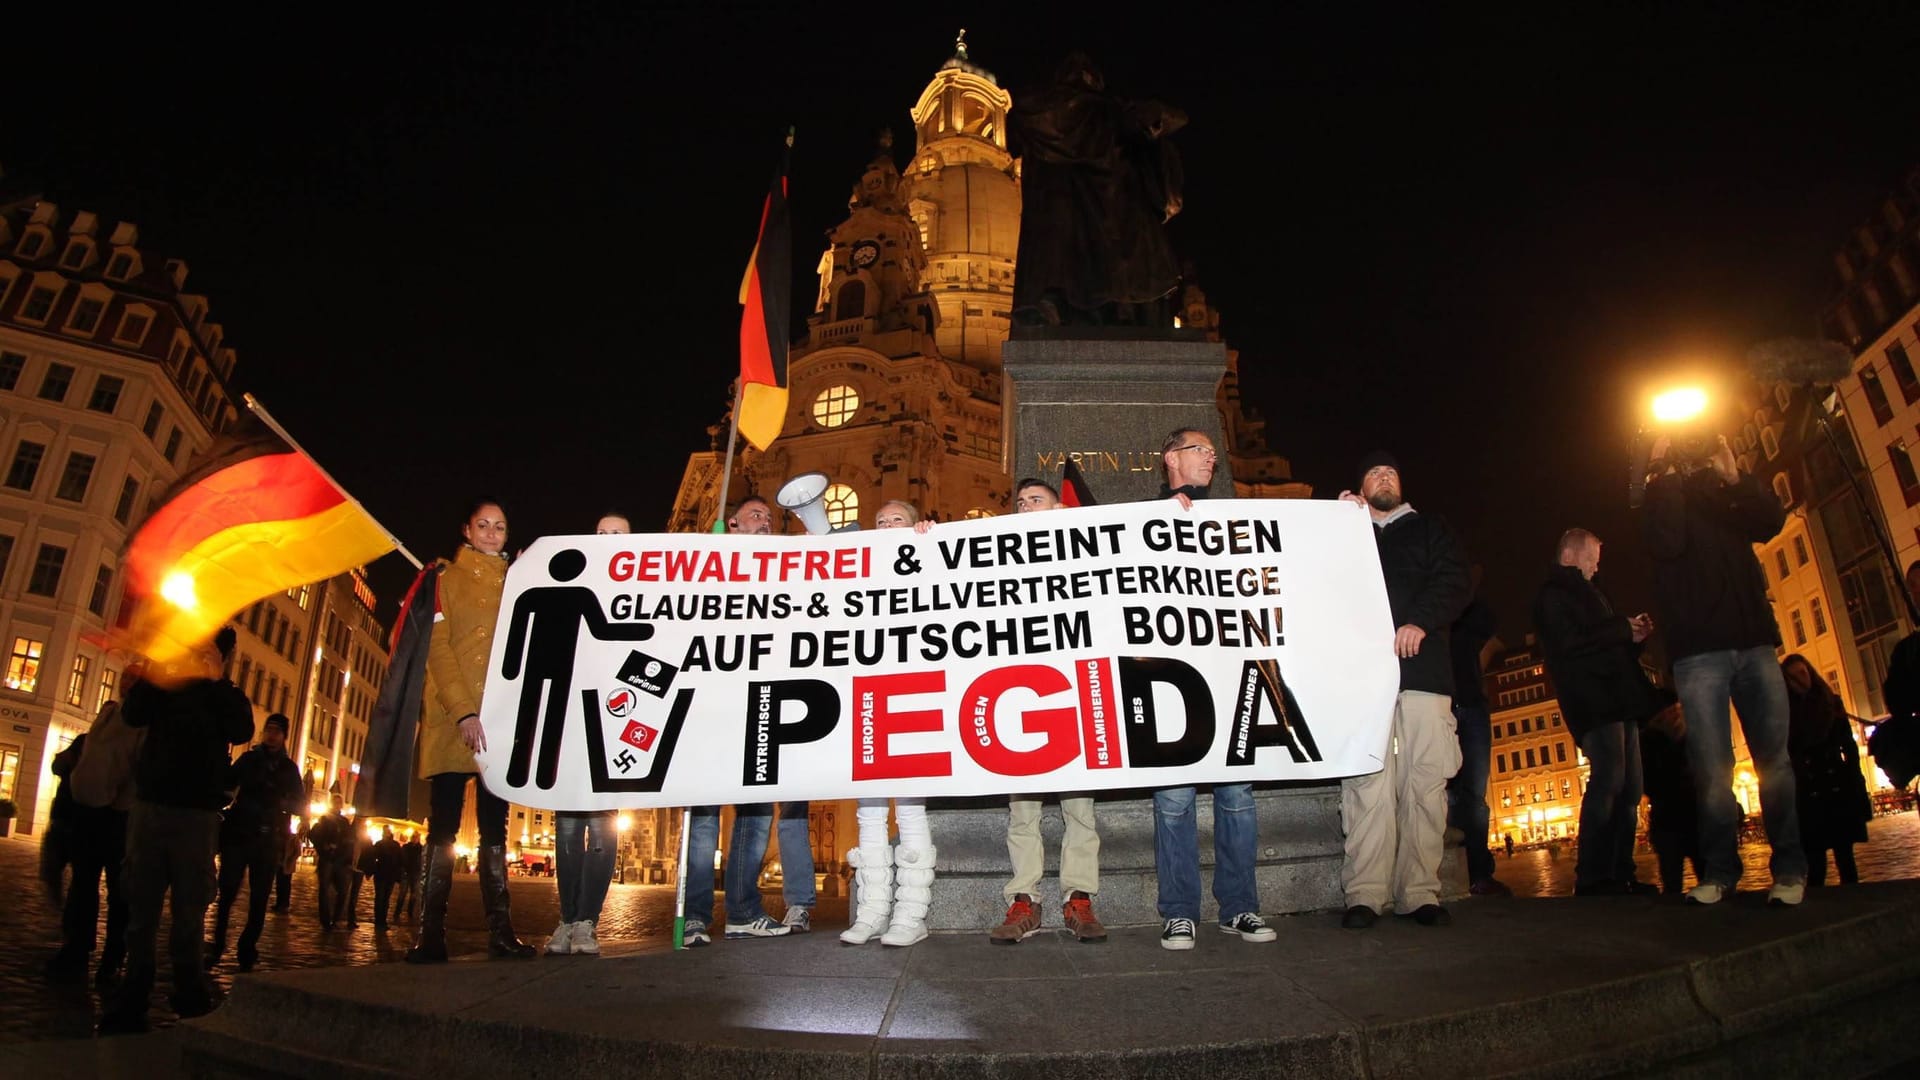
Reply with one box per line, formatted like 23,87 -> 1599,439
406,498 -> 536,963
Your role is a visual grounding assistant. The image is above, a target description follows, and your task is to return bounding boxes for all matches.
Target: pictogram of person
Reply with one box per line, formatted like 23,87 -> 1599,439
500,548 -> 656,789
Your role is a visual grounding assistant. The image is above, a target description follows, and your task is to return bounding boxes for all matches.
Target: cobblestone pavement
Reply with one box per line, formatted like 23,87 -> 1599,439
4,811 -> 1915,1047
0,837 -> 845,1044
1491,809 -> 1920,897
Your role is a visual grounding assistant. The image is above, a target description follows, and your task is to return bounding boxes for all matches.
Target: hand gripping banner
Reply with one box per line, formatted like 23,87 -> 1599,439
474,499 -> 1400,809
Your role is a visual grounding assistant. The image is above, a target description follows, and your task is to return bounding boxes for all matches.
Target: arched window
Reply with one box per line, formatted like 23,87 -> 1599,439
823,485 -> 859,530
834,281 -> 867,321
811,385 -> 859,428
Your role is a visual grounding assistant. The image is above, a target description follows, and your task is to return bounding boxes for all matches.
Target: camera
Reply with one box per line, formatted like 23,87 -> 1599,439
1628,423 -> 1720,509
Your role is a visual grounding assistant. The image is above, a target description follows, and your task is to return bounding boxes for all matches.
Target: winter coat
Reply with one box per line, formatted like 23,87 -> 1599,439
1533,566 -> 1664,742
1370,509 -> 1472,695
1641,467 -> 1784,660
122,675 -> 255,811
1787,682 -> 1872,848
419,544 -> 510,779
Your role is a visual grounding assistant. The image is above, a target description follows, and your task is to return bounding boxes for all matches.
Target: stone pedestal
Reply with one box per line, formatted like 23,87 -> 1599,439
1000,327 -> 1235,502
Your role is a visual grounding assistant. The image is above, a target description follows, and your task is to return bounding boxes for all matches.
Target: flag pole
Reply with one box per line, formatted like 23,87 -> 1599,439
242,394 -> 424,570
672,807 -> 694,950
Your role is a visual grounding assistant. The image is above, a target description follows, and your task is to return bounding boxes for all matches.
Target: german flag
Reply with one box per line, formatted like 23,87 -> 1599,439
118,414 -> 395,673
1060,458 -> 1098,507
737,130 -> 793,452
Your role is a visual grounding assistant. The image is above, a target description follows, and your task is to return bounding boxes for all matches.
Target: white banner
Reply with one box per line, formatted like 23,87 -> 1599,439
473,499 -> 1399,809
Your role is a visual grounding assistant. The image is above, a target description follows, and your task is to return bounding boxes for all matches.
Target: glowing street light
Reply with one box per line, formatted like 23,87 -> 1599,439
1651,387 -> 1708,423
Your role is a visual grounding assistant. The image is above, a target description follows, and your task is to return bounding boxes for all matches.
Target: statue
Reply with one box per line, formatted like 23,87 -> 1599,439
1010,52 -> 1187,328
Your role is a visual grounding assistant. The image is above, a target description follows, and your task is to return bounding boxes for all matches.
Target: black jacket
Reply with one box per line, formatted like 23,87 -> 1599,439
123,676 -> 255,811
1534,566 -> 1663,742
1641,467 -> 1785,659
224,744 -> 306,834
1372,509 -> 1472,695
1449,597 -> 1497,708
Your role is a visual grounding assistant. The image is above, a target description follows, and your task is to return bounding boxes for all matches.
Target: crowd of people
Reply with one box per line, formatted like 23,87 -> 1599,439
38,423 -> 1899,1035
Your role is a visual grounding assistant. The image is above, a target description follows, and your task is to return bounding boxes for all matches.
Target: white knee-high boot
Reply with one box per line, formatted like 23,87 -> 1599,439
883,800 -> 933,947
840,802 -> 893,945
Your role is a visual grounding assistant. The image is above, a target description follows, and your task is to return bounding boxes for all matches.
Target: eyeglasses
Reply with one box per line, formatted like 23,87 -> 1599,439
1168,444 -> 1217,459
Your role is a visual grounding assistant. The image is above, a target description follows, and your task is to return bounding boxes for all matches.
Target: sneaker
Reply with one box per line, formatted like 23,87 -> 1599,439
1687,882 -> 1728,906
545,920 -> 574,955
1768,880 -> 1805,907
781,907 -> 812,934
1062,891 -> 1107,943
724,915 -> 792,939
571,920 -> 601,954
1410,903 -> 1451,927
683,921 -> 710,948
1468,877 -> 1513,896
989,894 -> 1043,944
1220,911 -> 1277,942
1341,905 -> 1378,929
1160,918 -> 1197,951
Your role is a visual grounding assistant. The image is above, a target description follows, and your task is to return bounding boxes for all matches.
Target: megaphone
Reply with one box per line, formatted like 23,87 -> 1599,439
775,471 -> 860,536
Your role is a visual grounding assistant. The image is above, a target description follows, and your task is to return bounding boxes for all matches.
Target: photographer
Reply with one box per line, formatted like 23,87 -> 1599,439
1642,431 -> 1805,906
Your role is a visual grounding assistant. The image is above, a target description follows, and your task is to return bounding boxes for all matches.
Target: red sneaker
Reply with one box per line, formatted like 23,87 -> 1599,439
989,894 -> 1042,944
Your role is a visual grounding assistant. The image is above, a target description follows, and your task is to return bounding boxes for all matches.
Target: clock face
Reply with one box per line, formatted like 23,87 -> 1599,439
851,240 -> 879,269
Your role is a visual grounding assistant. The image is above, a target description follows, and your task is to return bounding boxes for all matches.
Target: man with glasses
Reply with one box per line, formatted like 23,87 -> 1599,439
1149,428 -> 1277,951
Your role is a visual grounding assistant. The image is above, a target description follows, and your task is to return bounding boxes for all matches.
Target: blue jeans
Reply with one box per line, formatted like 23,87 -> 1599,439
1672,646 -> 1806,888
1575,722 -> 1644,890
555,810 -> 617,924
1447,703 -> 1495,882
723,802 -> 815,924
1152,784 -> 1258,922
683,807 -> 720,928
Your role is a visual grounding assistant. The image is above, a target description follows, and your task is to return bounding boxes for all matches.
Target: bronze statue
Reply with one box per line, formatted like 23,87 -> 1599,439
1010,52 -> 1187,328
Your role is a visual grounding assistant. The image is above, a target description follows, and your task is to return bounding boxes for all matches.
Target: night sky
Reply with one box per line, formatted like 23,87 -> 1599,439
9,6 -> 1920,645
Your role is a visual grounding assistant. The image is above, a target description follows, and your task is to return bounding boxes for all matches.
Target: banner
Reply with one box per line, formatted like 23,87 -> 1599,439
474,499 -> 1400,809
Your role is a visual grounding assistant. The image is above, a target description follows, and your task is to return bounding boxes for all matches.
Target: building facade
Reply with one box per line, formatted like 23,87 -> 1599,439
1484,642 -> 1590,846
1,178 -> 391,838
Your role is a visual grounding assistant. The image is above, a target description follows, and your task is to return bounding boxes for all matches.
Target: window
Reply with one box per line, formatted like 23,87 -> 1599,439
54,452 -> 97,502
834,281 -> 867,321
1811,596 -> 1829,636
1521,716 -> 1531,734
1771,471 -> 1792,507
67,297 -> 105,334
106,253 -> 134,279
85,374 -> 124,414
114,476 -> 140,525
27,543 -> 68,596
67,655 -> 90,706
1892,442 -> 1920,508
812,385 -> 860,429
0,351 -> 24,391
1790,608 -> 1808,646
22,285 -> 58,322
1507,721 -> 1517,737
142,402 -> 163,439
0,534 -> 12,582
1496,753 -> 1506,773
163,428 -> 182,463
822,483 -> 859,529
5,441 -> 46,491
1793,534 -> 1810,566
38,362 -> 75,402
1555,741 -> 1567,763
89,565 -> 113,617
18,231 -> 47,258
1890,342 -> 1920,404
1860,365 -> 1896,426
1775,549 -> 1791,580
61,241 -> 91,269
1551,712 -> 1562,726
5,637 -> 45,692
1525,748 -> 1537,768
165,337 -> 188,372
96,668 -> 118,714
114,310 -> 151,347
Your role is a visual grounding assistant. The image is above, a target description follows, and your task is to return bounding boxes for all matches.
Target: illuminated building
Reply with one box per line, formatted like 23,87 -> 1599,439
660,38 -> 1306,890
0,173 -> 390,838
1484,641 -> 1588,846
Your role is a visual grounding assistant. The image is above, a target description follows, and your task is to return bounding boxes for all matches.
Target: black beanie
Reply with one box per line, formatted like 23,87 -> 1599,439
1358,450 -> 1400,483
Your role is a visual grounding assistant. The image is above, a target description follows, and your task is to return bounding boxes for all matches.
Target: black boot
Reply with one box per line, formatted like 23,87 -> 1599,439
404,844 -> 454,965
478,844 -> 535,959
